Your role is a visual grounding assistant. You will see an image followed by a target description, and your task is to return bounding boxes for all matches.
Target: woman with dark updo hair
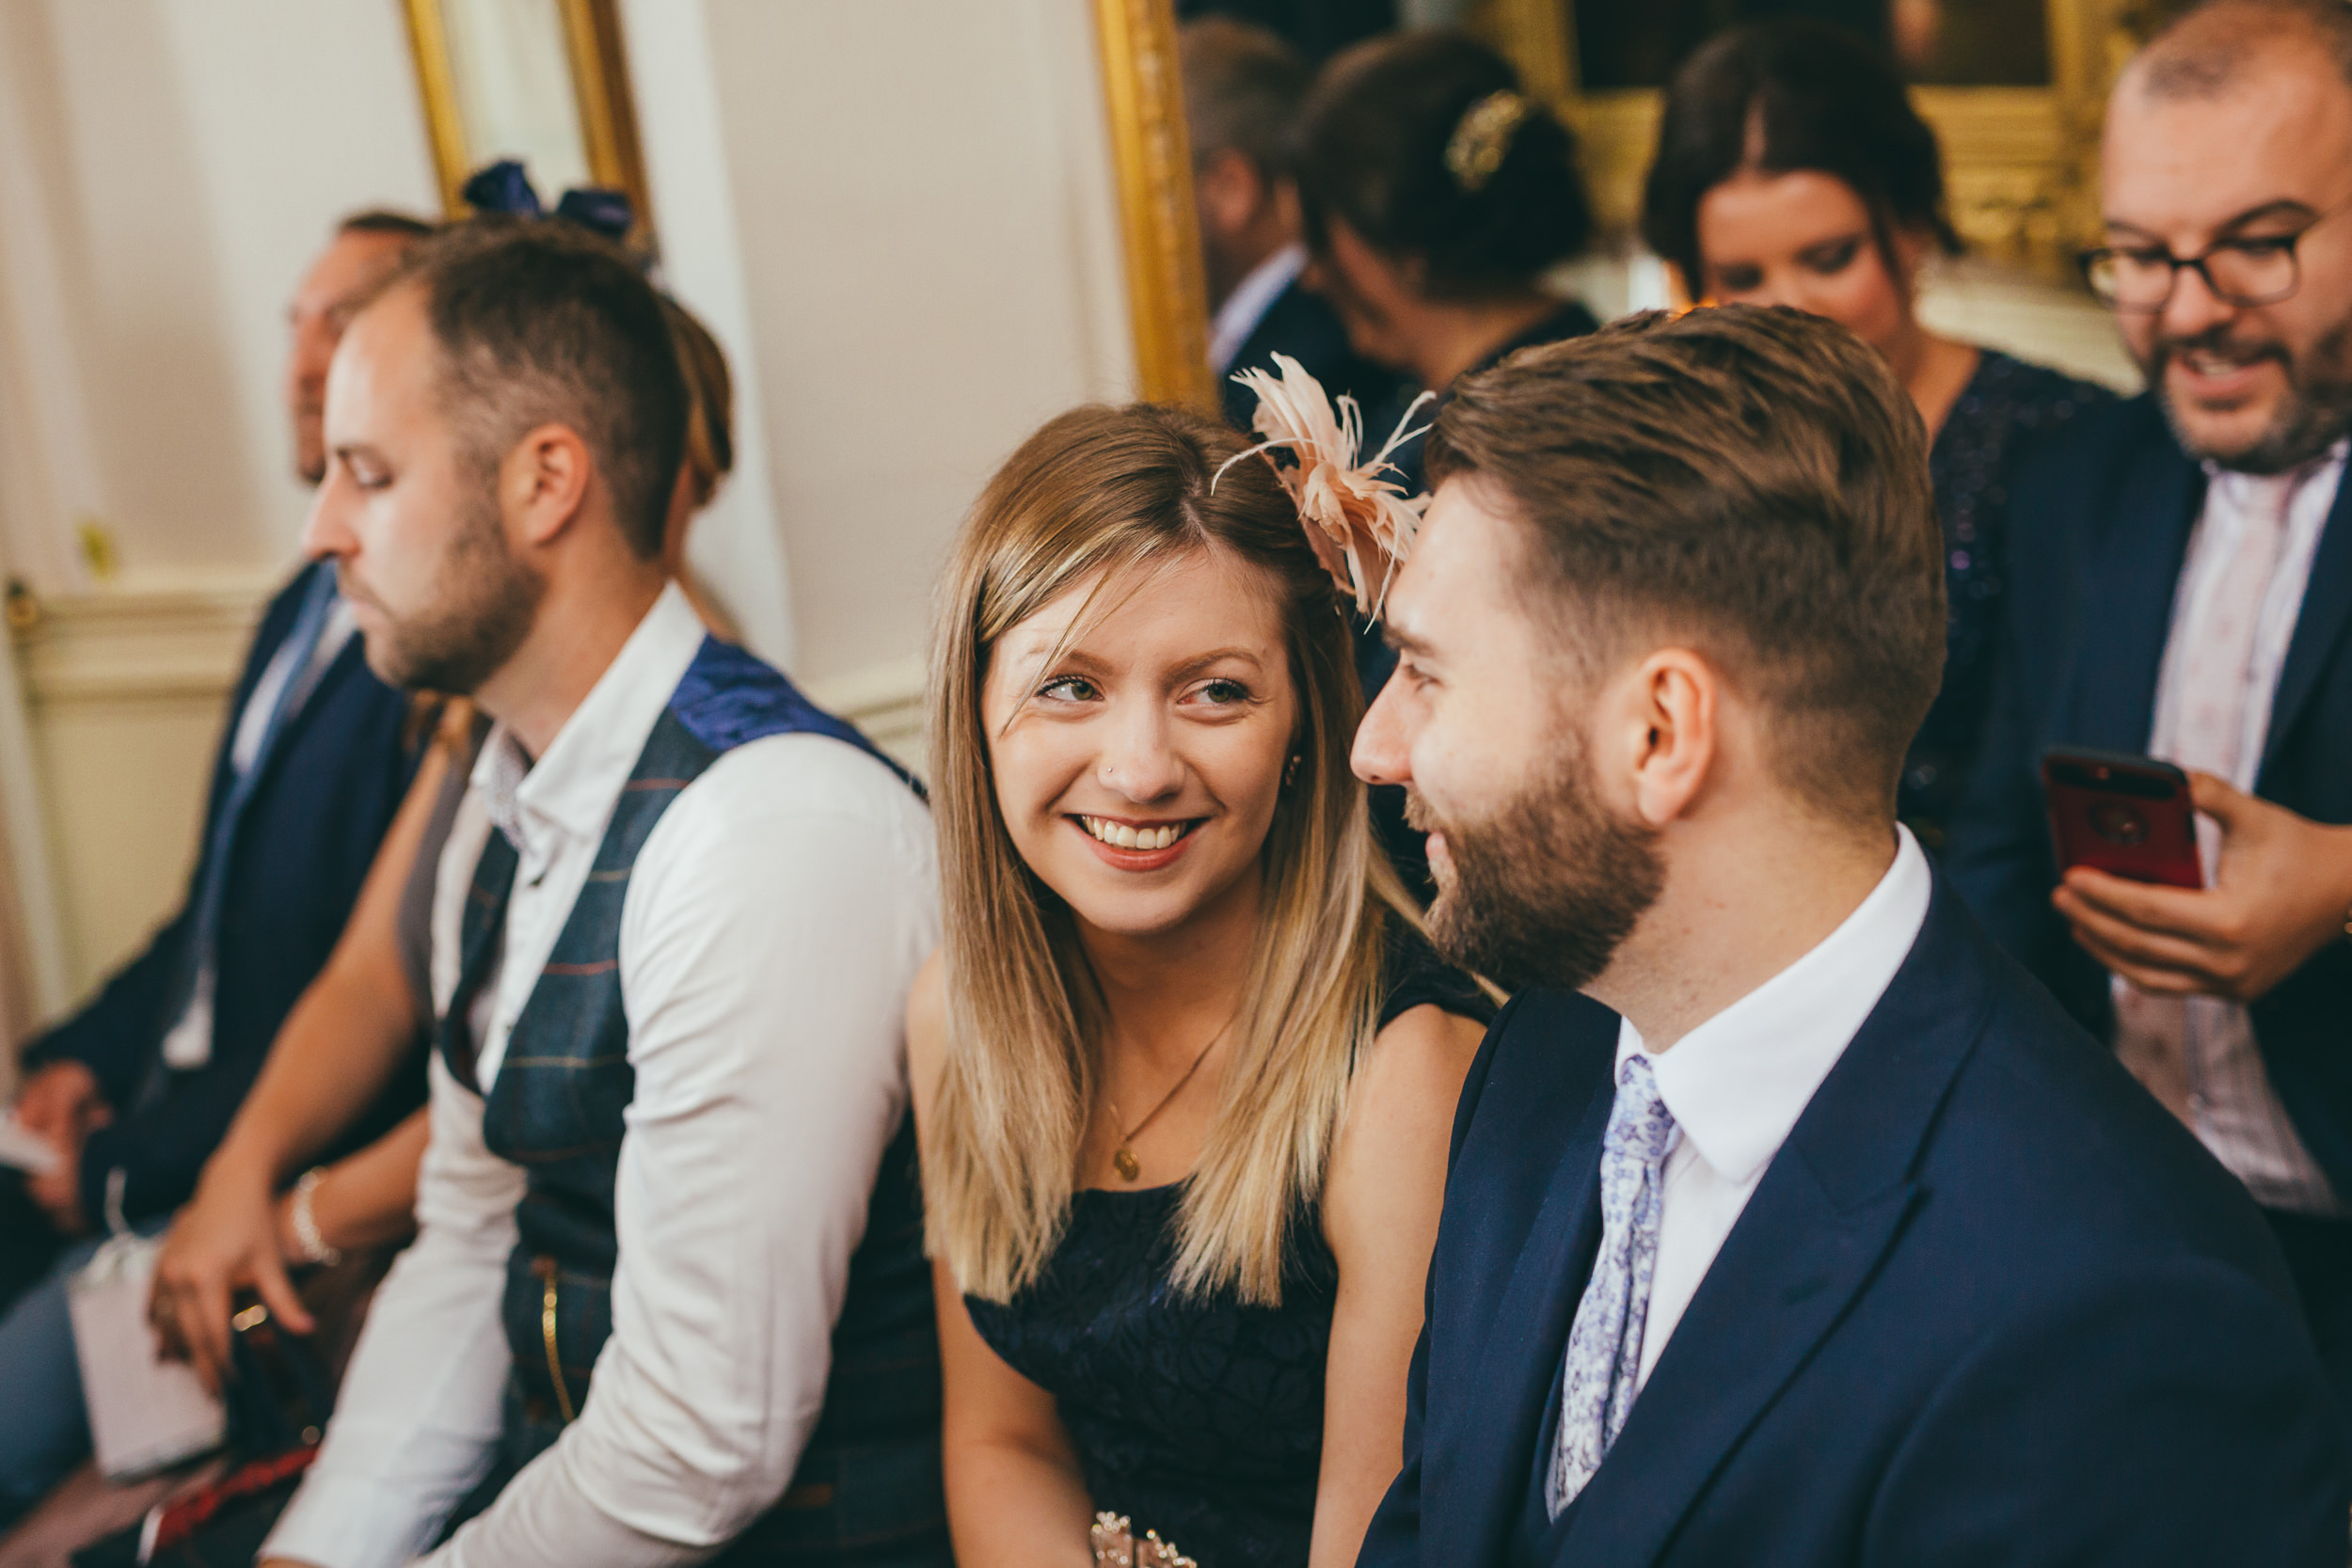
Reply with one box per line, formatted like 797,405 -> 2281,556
1644,20 -> 2113,848
1291,30 -> 1599,889
1291,28 -> 1598,494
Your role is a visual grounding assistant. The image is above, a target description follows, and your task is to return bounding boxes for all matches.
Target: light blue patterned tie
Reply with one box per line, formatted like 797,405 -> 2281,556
1549,1053 -> 1678,1516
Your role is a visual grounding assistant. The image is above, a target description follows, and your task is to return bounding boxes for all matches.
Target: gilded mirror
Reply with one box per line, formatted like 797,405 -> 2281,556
403,0 -> 655,247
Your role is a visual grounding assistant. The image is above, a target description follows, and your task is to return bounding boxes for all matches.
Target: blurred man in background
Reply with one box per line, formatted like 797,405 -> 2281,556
1181,16 -> 1402,430
0,210 -> 434,1521
1952,0 -> 2352,1437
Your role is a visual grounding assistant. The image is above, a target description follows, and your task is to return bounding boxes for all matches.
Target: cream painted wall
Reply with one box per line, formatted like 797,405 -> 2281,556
3,0 -> 442,582
702,0 -> 1136,694
0,1 -> 445,1023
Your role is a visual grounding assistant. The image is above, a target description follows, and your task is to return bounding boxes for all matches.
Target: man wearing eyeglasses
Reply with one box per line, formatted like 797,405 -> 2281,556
1952,0 -> 2352,1438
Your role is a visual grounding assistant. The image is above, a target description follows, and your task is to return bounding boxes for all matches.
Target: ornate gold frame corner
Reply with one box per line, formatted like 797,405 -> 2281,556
1093,0 -> 1221,411
401,0 -> 656,248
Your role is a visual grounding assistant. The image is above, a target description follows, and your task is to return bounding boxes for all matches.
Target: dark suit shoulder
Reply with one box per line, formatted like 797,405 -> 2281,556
1913,909 -> 2296,1303
1221,278 -> 1404,429
2006,392 -> 2179,537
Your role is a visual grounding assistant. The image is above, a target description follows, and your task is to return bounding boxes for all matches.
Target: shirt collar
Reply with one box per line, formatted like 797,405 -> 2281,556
2201,437 -> 2349,504
1209,244 -> 1307,374
1614,826 -> 1933,1187
471,581 -> 707,861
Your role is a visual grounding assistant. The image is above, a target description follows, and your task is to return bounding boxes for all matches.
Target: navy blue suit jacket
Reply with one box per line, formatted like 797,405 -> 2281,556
1217,276 -> 1405,435
1359,876 -> 2348,1568
21,562 -> 419,1222
1946,392 -> 2352,1199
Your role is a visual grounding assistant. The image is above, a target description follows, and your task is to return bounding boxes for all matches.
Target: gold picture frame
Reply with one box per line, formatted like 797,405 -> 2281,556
401,0 -> 655,248
1471,0 -> 2169,279
1093,0 -> 1223,411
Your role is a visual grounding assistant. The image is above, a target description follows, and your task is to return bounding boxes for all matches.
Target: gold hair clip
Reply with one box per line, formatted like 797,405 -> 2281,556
1445,89 -> 1533,193
1092,1513 -> 1198,1568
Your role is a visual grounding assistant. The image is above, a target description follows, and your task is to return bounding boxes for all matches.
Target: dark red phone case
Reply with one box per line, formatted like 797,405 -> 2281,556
2040,748 -> 2203,889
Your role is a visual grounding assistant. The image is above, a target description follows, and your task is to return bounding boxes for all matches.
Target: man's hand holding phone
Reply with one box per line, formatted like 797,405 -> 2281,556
2054,771 -> 2352,1002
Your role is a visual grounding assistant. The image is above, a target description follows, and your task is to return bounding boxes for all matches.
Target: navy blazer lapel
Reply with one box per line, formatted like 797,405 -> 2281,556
2260,463 -> 2352,781
1430,1070 -> 1612,1567
1556,880 -> 1992,1568
239,629 -> 372,806
2070,438 -> 2202,752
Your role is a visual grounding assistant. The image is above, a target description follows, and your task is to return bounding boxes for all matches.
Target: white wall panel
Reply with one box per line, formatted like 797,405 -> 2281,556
703,0 -> 1136,690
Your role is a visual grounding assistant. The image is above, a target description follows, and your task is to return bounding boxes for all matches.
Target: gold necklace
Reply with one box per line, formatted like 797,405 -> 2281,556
1104,1022 -> 1230,1182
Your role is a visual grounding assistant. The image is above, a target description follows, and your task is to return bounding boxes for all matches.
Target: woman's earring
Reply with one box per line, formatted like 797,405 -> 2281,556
1283,753 -> 1303,791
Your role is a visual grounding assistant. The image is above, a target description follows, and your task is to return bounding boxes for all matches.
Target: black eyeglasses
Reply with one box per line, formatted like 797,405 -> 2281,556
2080,199 -> 2350,311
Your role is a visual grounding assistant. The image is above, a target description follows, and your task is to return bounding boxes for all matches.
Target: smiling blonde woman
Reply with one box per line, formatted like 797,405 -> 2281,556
909,402 -> 1492,1568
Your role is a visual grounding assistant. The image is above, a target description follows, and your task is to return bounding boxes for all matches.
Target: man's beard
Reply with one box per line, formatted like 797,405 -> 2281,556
2148,309 -> 2352,475
348,490 -> 543,695
1409,728 -> 1665,995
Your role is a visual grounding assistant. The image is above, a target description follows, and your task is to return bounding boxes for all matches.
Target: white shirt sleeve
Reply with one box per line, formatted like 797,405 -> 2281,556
262,1055 -> 524,1568
424,735 -> 940,1566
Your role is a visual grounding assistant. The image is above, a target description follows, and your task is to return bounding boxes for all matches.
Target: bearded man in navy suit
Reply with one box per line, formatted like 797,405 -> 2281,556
1949,0 -> 2352,1436
1349,303 -> 2347,1568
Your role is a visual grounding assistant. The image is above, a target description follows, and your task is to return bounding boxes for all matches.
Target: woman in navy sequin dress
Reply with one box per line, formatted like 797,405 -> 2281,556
911,404 -> 1493,1568
1644,21 -> 2116,847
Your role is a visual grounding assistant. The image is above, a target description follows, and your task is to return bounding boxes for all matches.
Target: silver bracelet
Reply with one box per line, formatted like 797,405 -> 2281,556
289,1166 -> 342,1268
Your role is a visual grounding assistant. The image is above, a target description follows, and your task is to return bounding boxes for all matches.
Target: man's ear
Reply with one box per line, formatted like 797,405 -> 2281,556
502,422 -> 593,548
1608,647 -> 1718,830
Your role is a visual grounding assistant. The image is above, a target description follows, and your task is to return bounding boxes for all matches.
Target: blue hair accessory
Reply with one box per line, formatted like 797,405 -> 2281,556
459,159 -> 634,246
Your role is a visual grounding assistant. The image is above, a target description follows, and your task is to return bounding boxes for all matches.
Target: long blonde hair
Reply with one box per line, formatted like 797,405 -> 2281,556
926,403 -> 1415,1307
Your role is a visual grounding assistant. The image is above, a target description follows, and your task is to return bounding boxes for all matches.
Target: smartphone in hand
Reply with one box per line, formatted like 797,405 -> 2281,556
2040,748 -> 2203,889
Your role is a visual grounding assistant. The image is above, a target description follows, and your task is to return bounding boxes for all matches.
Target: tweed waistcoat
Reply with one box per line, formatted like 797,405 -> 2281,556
440,637 -> 948,1563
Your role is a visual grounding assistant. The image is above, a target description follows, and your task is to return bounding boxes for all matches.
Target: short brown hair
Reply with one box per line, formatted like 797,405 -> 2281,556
1427,304 -> 1945,823
1180,18 -> 1311,175
2133,0 -> 2352,98
337,208 -> 436,242
388,218 -> 686,560
660,295 -> 734,510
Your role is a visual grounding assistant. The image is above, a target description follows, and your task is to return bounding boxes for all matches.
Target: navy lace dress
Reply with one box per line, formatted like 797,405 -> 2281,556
1904,348 -> 2114,848
962,932 -> 1492,1568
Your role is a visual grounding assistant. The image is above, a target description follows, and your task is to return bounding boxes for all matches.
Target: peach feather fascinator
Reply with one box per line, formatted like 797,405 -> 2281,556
1216,354 -> 1434,621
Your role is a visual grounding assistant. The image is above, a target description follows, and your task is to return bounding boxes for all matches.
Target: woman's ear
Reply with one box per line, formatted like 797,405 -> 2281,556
1889,221 -> 1938,293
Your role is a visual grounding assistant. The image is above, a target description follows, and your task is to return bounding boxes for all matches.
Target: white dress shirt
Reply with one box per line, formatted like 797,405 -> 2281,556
2114,443 -> 2346,1216
1209,243 -> 1307,375
1618,827 -> 1932,1391
264,583 -> 941,1568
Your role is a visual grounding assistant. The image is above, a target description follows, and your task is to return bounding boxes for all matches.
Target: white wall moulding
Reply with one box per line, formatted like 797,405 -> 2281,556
14,573 -> 275,706
11,570 -> 271,1001
0,624 -> 68,1050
